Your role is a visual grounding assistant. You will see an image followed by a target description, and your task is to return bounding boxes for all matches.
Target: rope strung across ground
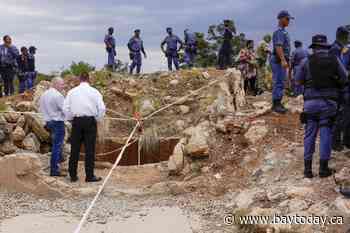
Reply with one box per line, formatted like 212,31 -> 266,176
142,79 -> 222,121
73,121 -> 140,233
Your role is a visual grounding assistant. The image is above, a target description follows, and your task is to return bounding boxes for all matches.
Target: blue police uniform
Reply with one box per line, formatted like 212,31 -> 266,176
161,35 -> 183,71
0,44 -> 19,96
104,34 -> 116,67
184,31 -> 197,67
271,27 -> 291,102
296,35 -> 348,178
17,54 -> 31,93
291,47 -> 309,95
27,53 -> 36,90
329,40 -> 347,150
128,36 -> 146,74
218,27 -> 234,69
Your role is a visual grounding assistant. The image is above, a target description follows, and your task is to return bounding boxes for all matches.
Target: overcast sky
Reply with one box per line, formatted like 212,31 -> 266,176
2,0 -> 349,74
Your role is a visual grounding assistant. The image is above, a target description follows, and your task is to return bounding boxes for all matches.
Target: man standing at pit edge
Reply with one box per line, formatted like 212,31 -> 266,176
63,72 -> 106,183
39,77 -> 66,177
270,10 -> 293,114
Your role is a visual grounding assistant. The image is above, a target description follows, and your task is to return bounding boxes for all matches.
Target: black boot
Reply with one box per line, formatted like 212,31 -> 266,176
304,160 -> 313,178
272,100 -> 287,114
332,144 -> 344,152
319,160 -> 335,178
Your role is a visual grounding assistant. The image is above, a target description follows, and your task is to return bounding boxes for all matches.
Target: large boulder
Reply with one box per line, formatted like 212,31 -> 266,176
24,113 -> 50,142
3,112 -> 20,123
168,138 -> 187,174
23,133 -> 41,153
12,126 -> 26,142
0,140 -> 17,154
225,68 -> 246,110
206,79 -> 235,116
15,101 -> 34,112
184,121 -> 210,158
0,153 -> 63,197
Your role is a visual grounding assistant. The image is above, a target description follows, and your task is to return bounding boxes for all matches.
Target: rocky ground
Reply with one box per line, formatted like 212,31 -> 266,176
0,68 -> 350,233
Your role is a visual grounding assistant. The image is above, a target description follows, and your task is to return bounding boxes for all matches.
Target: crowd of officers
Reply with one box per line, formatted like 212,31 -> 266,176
269,10 -> 350,179
104,10 -> 350,180
0,35 -> 37,97
105,27 -> 198,74
2,10 -> 348,182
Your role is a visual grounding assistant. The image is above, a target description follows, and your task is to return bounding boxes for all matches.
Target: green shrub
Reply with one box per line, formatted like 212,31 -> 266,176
61,61 -> 95,77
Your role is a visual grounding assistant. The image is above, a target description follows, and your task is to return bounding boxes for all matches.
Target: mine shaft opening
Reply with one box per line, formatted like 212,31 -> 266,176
80,137 -> 180,166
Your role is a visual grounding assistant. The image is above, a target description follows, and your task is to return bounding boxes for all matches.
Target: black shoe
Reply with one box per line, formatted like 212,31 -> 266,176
256,89 -> 264,96
332,144 -> 344,152
304,160 -> 314,178
86,176 -> 102,183
70,176 -> 79,183
319,160 -> 336,178
272,100 -> 287,114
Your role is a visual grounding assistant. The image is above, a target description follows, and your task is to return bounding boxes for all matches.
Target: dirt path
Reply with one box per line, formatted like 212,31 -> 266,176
0,206 -> 198,233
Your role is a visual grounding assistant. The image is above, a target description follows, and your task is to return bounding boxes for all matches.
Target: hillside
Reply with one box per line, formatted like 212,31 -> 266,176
0,68 -> 349,233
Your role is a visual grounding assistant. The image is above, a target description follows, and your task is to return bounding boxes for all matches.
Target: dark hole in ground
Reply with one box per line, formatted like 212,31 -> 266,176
80,137 -> 179,166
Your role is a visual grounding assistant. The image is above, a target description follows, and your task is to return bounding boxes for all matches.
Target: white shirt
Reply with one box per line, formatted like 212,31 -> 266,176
39,88 -> 65,122
63,82 -> 106,121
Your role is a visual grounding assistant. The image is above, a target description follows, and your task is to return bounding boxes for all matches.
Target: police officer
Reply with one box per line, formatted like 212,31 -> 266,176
17,47 -> 30,94
291,40 -> 309,96
104,27 -> 116,71
0,35 -> 19,97
218,20 -> 234,70
341,30 -> 350,148
161,27 -> 184,71
271,10 -> 293,114
28,46 -> 37,90
296,34 -> 348,178
128,29 -> 147,75
184,29 -> 197,68
330,26 -> 350,151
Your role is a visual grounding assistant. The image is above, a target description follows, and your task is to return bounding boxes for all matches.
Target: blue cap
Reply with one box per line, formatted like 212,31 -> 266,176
277,10 -> 294,20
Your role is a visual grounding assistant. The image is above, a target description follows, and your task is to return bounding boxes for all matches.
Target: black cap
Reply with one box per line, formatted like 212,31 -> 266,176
336,26 -> 350,38
309,34 -> 331,49
277,10 -> 294,20
294,40 -> 302,47
134,29 -> 141,33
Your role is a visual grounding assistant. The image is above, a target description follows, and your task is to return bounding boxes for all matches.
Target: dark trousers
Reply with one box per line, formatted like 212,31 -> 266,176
47,121 -> 65,175
166,50 -> 179,71
69,116 -> 97,179
218,50 -> 232,69
332,108 -> 344,148
0,66 -> 15,96
244,77 -> 257,95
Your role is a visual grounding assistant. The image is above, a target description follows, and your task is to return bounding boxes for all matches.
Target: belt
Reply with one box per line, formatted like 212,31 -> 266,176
73,116 -> 95,119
